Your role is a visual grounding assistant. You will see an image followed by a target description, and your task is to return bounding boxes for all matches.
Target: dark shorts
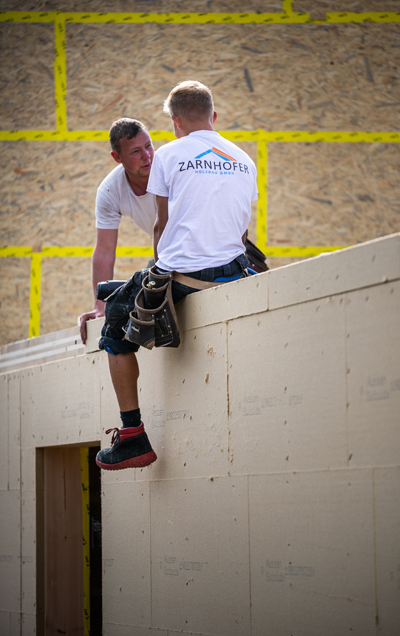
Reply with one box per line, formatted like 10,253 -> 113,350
99,254 -> 249,355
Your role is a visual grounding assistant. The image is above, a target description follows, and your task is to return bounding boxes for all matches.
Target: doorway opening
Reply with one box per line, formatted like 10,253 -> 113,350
36,444 -> 102,635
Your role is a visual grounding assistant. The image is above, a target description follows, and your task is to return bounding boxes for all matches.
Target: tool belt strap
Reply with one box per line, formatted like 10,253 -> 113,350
172,272 -> 227,290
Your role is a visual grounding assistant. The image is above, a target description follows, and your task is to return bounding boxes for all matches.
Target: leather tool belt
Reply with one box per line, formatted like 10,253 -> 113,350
172,272 -> 229,290
124,266 -> 248,350
124,267 -> 180,350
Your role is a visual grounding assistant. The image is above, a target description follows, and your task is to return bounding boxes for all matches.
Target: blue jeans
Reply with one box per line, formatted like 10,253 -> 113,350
99,254 -> 249,354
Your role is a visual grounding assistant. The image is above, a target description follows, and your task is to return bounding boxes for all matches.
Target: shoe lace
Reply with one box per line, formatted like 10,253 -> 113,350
105,427 -> 120,446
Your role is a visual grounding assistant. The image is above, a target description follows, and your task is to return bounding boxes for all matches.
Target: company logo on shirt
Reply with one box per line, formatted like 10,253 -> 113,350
195,147 -> 237,162
178,147 -> 250,175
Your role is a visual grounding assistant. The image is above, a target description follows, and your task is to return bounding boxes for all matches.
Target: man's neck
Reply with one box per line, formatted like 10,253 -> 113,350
126,173 -> 148,196
177,119 -> 215,138
184,121 -> 214,134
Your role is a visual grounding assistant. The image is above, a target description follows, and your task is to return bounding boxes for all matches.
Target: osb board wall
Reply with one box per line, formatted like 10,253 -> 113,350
1,1 -> 400,346
294,1 -> 400,15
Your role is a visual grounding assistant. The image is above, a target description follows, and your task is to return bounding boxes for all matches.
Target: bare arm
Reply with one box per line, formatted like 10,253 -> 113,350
153,195 -> 169,263
79,228 -> 118,343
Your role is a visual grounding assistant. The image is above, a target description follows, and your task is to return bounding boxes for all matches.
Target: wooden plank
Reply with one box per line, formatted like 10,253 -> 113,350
44,446 -> 84,635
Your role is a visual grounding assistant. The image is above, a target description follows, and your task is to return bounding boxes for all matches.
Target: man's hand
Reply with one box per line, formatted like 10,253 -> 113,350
79,305 -> 105,345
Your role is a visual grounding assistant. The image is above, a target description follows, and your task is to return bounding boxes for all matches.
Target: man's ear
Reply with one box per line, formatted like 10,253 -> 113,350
111,150 -> 122,164
213,110 -> 217,123
171,114 -> 182,129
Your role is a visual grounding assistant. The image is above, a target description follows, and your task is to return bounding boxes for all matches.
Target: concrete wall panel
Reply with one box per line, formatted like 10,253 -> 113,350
1,235 -> 400,634
249,470 -> 376,636
85,318 -> 103,354
0,490 -> 21,613
346,281 -> 400,468
374,467 -> 400,636
167,632 -> 204,636
20,448 -> 34,493
137,323 -> 230,481
102,481 -> 152,628
150,476 -> 250,636
20,368 -> 34,451
0,375 -> 8,491
21,492 -> 35,615
269,234 -> 400,311
0,612 -> 10,636
0,373 -> 21,492
8,374 -> 21,492
176,271 -> 269,332
228,294 -> 348,475
10,612 -> 21,636
21,612 -> 35,636
21,355 -> 101,448
104,626 -> 168,636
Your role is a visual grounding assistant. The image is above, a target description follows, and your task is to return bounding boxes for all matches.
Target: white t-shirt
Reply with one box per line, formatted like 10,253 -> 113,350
95,163 -> 156,237
147,130 -> 258,272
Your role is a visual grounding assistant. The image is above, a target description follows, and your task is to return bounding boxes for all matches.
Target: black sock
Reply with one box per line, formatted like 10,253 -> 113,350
120,408 -> 141,428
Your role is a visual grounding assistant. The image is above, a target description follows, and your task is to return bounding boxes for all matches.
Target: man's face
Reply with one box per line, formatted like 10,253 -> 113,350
111,130 -> 154,179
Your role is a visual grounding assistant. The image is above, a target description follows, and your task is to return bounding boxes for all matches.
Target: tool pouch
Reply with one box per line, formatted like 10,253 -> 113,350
103,271 -> 143,330
125,267 -> 180,350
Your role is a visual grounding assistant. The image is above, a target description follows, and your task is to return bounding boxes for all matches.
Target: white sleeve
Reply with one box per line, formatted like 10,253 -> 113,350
95,183 -> 122,230
147,153 -> 170,197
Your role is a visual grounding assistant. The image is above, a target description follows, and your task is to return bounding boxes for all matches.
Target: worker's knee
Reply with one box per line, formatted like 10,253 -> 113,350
99,321 -> 140,356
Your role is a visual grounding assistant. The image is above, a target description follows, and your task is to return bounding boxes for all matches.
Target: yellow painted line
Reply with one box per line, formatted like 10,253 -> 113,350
324,12 -> 400,24
54,15 -> 67,132
0,130 -> 64,141
0,130 -> 108,142
64,130 -> 173,142
256,141 -> 267,250
62,11 -> 310,24
1,246 -> 154,258
42,246 -> 94,257
0,130 -> 171,142
65,131 -> 110,142
41,246 -> 153,257
264,246 -> 346,258
0,129 -> 263,143
116,246 -> 153,257
261,131 -> 400,143
0,246 -> 32,257
80,447 -> 91,636
220,130 -> 261,142
1,9 -> 400,24
282,0 -> 294,15
0,11 -> 56,22
29,252 -> 42,338
1,130 -> 400,143
1,245 -> 349,260
150,131 -> 178,142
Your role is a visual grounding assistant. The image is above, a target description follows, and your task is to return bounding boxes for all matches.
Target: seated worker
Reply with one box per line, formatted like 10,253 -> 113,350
79,118 -> 156,344
79,118 -> 267,344
96,80 -> 258,471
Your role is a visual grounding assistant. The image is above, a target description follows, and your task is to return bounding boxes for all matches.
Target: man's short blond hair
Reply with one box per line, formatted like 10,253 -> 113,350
163,80 -> 214,122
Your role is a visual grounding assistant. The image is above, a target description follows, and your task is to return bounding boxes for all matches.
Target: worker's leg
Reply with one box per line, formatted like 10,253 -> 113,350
108,350 -> 139,412
96,327 -> 157,470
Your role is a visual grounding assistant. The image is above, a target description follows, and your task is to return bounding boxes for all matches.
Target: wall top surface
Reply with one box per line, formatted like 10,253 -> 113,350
1,232 -> 398,373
